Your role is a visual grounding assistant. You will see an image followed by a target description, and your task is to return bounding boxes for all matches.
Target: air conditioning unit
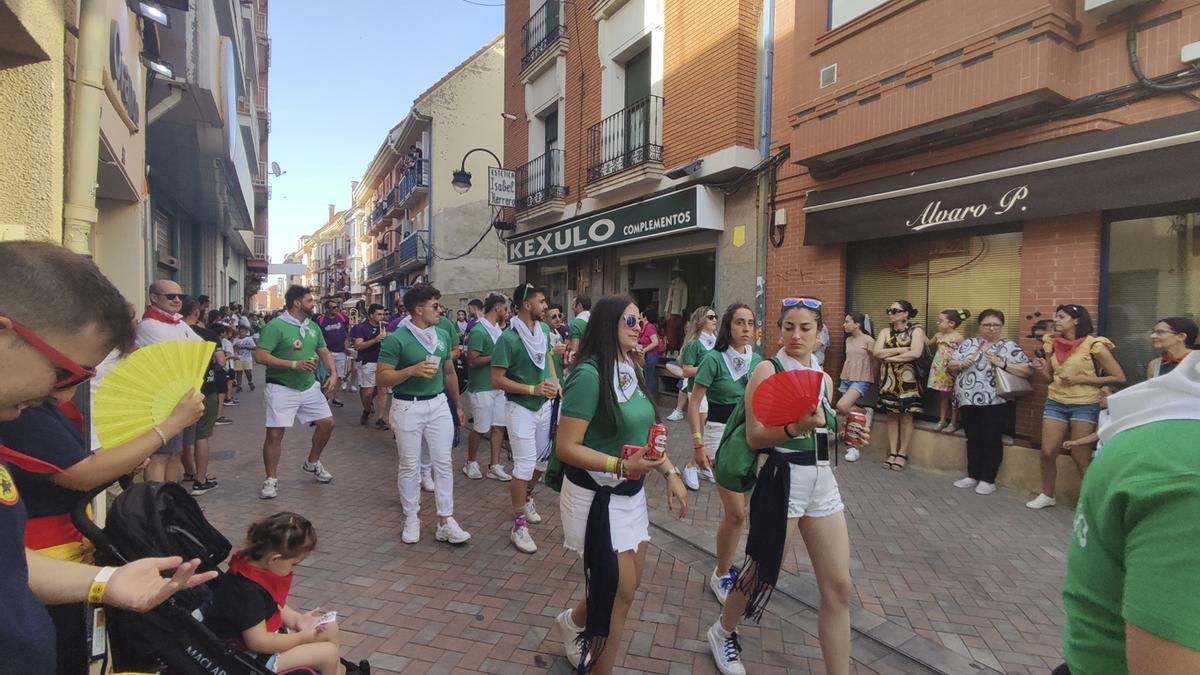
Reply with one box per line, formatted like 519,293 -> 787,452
1084,0 -> 1154,22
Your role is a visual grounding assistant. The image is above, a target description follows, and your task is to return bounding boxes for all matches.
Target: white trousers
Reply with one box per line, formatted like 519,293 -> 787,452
506,399 -> 553,481
390,394 -> 454,518
702,420 -> 725,461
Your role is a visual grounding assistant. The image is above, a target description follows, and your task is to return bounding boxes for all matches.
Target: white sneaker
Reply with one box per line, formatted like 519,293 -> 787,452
302,460 -> 333,483
511,525 -> 537,554
462,461 -> 484,480
699,467 -> 716,483
487,464 -> 512,481
709,567 -> 739,605
436,518 -> 471,544
421,474 -> 435,492
975,481 -> 997,495
953,477 -> 979,489
682,465 -> 701,491
402,517 -> 420,544
556,609 -> 584,669
666,408 -> 685,421
844,447 -> 860,462
523,499 -> 543,524
259,477 -> 278,500
1026,493 -> 1057,509
708,622 -> 747,675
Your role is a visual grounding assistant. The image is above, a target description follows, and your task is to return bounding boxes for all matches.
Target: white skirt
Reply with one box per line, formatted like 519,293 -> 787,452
560,474 -> 650,557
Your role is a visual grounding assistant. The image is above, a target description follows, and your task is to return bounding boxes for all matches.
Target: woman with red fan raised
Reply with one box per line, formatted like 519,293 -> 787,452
706,297 -> 863,675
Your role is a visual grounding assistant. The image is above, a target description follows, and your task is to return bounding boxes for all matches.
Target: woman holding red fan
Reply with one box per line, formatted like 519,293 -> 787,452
689,303 -> 761,605
707,297 -> 862,675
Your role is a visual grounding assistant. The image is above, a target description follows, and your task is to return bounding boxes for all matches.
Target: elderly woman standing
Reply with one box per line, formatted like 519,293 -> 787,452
946,309 -> 1033,495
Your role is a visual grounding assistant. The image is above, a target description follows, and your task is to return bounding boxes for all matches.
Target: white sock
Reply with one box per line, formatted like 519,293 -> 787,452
712,621 -> 733,638
563,610 -> 583,632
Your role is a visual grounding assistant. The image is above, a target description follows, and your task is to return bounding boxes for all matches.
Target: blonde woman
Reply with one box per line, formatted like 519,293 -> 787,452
673,306 -> 718,489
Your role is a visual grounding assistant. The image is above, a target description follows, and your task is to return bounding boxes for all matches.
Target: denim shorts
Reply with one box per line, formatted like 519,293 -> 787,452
838,380 -> 872,397
1043,399 -> 1101,425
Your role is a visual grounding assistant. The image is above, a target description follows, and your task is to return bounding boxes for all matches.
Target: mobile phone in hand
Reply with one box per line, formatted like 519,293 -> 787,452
314,611 -> 337,627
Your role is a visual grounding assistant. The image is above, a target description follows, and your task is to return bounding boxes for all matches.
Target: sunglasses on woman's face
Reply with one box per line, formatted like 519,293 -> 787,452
886,307 -> 905,314
622,314 -> 639,328
705,314 -> 717,321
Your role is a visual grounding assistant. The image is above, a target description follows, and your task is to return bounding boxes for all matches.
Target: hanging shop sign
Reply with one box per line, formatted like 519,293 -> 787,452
506,186 -> 723,264
107,19 -> 140,127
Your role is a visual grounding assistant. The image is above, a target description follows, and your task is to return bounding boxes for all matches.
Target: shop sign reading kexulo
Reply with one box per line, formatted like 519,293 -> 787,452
506,186 -> 722,264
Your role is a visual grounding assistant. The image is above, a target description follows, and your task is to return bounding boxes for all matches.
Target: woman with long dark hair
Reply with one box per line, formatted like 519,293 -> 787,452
553,296 -> 689,673
1146,316 -> 1198,379
873,300 -> 926,470
1027,304 -> 1125,509
707,298 -> 861,675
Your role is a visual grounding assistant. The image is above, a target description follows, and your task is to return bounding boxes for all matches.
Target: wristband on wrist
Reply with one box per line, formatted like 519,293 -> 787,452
88,566 -> 116,605
150,425 -> 167,448
692,431 -> 702,440
528,384 -> 536,395
605,455 -> 618,474
694,442 -> 705,451
783,423 -> 800,439
290,360 -> 297,370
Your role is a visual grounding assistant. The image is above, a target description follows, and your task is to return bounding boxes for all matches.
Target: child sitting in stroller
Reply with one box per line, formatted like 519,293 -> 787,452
203,512 -> 359,674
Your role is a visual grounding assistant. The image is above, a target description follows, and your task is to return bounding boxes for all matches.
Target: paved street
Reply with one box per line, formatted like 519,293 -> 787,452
197,374 -> 1071,674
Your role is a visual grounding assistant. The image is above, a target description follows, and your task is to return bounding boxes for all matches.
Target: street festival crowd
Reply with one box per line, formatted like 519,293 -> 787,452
1,240 -> 1199,674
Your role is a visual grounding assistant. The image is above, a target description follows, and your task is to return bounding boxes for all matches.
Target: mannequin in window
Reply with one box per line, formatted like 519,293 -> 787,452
665,272 -> 688,352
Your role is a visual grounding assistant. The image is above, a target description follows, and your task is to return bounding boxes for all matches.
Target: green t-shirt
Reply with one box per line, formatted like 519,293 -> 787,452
438,315 -> 458,346
378,325 -> 451,397
465,323 -> 499,393
550,333 -> 565,380
680,338 -> 714,393
258,316 -> 327,391
561,359 -> 655,459
491,322 -> 554,412
694,348 -> 761,405
1062,420 -> 1200,674
568,317 -> 588,341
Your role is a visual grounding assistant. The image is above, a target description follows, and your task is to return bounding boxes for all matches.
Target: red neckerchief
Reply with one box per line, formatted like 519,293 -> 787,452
227,551 -> 292,633
0,444 -> 64,475
142,306 -> 181,325
58,401 -> 85,433
1162,351 -> 1187,365
1052,336 -> 1086,365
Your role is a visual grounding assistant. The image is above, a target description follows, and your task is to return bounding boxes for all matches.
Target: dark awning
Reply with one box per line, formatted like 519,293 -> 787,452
802,110 -> 1200,245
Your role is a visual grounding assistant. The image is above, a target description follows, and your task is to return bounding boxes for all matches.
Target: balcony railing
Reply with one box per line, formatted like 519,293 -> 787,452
522,0 -> 566,70
396,158 -> 430,209
516,150 -> 568,211
364,232 -> 427,281
587,96 -> 663,183
252,234 -> 267,259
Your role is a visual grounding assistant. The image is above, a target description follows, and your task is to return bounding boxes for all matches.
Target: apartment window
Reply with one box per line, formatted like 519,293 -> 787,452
830,0 -> 890,30
624,47 -> 651,108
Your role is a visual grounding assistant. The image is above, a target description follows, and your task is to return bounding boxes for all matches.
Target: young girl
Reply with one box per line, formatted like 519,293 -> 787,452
928,309 -> 969,432
836,313 -> 875,462
204,513 -> 365,674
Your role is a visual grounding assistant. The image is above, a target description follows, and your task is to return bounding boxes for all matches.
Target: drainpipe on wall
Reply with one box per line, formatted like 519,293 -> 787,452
62,0 -> 109,254
754,0 -> 776,351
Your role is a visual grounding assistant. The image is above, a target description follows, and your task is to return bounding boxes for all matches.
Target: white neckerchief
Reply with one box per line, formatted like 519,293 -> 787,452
698,331 -> 717,351
400,315 -> 440,355
576,310 -> 591,323
775,350 -> 822,373
613,358 -> 640,403
279,311 -> 311,334
721,344 -> 754,382
479,316 -> 503,343
512,317 -> 547,369
1100,350 -> 1200,445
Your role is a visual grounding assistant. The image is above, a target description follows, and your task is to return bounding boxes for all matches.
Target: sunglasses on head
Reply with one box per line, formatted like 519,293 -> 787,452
622,314 -> 639,328
782,297 -> 822,310
3,316 -> 97,390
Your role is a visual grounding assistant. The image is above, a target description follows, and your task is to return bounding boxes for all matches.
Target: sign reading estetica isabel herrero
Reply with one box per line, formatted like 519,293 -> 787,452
506,186 -> 723,264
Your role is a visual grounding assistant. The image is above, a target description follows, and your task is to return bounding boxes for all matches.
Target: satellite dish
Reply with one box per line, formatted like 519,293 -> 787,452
270,161 -> 285,177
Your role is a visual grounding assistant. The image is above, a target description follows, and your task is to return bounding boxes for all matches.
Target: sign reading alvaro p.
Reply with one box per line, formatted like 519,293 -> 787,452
506,186 -> 723,264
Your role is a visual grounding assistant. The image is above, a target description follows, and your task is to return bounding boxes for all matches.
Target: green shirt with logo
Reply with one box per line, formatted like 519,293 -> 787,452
694,348 -> 761,405
491,322 -> 554,412
465,323 -> 498,393
258,316 -> 327,391
378,325 -> 450,397
1062,419 -> 1200,675
680,338 -> 713,393
561,359 -> 654,459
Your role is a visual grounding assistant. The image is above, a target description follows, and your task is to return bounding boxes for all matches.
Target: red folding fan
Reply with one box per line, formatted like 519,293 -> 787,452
751,369 -> 824,427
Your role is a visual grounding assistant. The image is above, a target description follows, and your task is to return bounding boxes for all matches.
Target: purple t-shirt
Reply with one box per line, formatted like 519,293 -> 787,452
315,313 -> 349,353
386,314 -> 405,333
350,322 -> 383,363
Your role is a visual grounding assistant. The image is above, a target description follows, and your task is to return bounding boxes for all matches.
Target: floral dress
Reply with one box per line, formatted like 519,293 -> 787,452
927,334 -> 960,392
878,325 -> 924,414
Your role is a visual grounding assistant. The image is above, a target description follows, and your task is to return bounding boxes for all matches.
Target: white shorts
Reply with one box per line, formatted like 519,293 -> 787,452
331,352 -> 349,377
264,382 -> 332,428
786,464 -> 844,519
470,390 -> 506,433
358,362 -> 377,388
506,399 -> 553,481
560,474 -> 650,557
702,420 -> 725,460
698,394 -> 709,415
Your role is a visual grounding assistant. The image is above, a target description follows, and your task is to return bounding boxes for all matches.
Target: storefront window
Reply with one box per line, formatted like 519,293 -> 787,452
1105,212 -> 1200,385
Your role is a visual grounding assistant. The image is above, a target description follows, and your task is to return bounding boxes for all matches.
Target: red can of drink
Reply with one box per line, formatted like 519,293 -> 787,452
846,412 -> 867,447
646,423 -> 668,460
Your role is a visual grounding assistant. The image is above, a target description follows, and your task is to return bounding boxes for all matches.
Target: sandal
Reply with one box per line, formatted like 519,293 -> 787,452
890,453 -> 909,471
883,453 -> 899,469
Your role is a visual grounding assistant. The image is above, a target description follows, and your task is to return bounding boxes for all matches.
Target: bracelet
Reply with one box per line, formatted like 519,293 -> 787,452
692,431 -> 702,440
694,442 -> 705,452
88,566 -> 116,605
150,425 -> 167,448
528,384 -> 536,395
662,466 -> 681,477
605,455 -> 618,474
290,360 -> 297,370
783,423 -> 800,439
616,458 -> 626,478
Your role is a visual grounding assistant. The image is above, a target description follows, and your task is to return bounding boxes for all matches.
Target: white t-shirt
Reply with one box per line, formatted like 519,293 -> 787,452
135,313 -> 202,347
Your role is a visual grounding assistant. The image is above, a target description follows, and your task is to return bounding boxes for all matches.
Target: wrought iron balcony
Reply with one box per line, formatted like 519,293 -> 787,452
587,96 -> 663,184
522,0 -> 567,70
396,159 -> 430,209
516,150 -> 568,211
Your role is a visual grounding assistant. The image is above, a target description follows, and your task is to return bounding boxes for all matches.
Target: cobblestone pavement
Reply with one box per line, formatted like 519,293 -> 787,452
197,377 -> 1071,674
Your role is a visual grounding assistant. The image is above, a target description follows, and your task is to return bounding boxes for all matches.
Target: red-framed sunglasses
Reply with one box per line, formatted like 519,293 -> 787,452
4,316 -> 97,390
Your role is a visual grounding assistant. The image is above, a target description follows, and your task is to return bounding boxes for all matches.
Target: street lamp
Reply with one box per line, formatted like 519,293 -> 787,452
451,147 -> 503,195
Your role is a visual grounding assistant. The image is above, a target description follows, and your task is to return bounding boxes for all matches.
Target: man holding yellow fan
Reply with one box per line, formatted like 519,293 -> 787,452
254,286 -> 340,500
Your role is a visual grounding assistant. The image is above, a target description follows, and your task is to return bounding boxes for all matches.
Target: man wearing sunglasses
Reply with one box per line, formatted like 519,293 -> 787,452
0,241 -> 218,673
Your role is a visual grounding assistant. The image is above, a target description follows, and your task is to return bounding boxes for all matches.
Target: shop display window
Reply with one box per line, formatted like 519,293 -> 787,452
1105,212 -> 1200,385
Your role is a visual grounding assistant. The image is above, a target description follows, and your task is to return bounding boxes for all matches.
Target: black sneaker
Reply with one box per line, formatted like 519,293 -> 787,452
191,479 -> 220,495
360,410 -> 370,426
341,658 -> 371,675
248,382 -> 255,391
214,416 -> 233,426
374,419 -> 390,431
330,399 -> 344,408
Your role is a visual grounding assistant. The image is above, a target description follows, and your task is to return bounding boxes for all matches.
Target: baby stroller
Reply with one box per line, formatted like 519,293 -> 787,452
72,480 -> 359,674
